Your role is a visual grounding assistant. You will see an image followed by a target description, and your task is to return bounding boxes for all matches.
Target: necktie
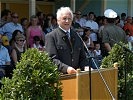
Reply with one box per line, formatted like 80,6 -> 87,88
66,31 -> 72,47
66,31 -> 70,39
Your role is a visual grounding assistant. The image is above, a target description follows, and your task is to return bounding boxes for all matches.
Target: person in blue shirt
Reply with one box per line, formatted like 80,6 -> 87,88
0,12 -> 23,41
0,36 -> 11,65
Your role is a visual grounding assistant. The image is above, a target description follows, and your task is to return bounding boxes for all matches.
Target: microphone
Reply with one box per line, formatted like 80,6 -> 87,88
51,55 -> 56,59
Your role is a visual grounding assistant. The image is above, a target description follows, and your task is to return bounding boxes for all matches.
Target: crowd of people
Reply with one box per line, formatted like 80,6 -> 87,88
0,7 -> 132,77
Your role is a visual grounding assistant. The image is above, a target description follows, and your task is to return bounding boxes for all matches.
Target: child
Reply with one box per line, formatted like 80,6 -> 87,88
94,43 -> 102,56
33,36 -> 45,51
94,43 -> 103,67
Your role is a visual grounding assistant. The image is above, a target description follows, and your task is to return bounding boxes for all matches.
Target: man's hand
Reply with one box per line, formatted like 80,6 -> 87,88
67,67 -> 77,74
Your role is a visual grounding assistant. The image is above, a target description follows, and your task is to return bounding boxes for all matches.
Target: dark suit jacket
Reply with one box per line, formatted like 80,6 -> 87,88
45,27 -> 89,74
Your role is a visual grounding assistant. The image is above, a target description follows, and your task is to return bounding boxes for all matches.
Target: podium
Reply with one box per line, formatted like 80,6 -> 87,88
60,67 -> 118,100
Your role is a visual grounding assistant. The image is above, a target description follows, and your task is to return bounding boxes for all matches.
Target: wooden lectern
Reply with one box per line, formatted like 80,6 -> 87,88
60,67 -> 118,100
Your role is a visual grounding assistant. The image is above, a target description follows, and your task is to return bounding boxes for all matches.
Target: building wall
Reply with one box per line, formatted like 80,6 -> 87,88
106,0 -> 128,16
75,0 -> 102,16
1,0 -> 133,19
1,0 -> 55,21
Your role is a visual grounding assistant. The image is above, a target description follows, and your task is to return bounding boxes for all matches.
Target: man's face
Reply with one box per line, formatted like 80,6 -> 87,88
76,11 -> 82,19
12,13 -> 19,24
89,14 -> 94,20
57,11 -> 73,30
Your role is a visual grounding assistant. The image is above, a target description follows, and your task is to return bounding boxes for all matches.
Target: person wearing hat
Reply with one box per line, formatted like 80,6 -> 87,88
1,34 -> 12,55
101,9 -> 127,55
0,36 -> 11,80
0,36 -> 11,66
11,34 -> 26,66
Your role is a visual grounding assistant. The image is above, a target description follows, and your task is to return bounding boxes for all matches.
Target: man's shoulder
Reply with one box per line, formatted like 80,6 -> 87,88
0,45 -> 8,52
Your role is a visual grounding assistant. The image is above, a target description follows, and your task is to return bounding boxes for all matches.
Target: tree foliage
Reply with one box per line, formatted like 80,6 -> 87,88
0,48 -> 62,100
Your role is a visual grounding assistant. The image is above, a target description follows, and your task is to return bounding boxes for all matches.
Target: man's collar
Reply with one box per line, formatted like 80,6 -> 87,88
59,26 -> 70,33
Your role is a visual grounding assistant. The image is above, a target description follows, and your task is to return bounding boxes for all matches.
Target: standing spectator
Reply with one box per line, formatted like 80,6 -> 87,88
115,16 -> 121,27
98,16 -> 108,57
0,9 -> 11,27
26,15 -> 45,48
20,17 -> 28,36
0,12 -> 23,41
43,14 -> 54,34
36,11 -> 45,28
120,13 -> 126,28
96,16 -> 103,28
50,16 -> 58,30
45,7 -> 91,74
123,16 -> 133,42
98,16 -> 108,40
102,9 -> 127,53
85,12 -> 99,44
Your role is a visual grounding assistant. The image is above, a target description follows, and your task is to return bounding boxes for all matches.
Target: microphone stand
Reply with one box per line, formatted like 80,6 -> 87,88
77,33 -> 115,100
110,38 -> 133,100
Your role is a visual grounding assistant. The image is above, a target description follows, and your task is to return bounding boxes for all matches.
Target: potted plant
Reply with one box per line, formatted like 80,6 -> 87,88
0,48 -> 62,100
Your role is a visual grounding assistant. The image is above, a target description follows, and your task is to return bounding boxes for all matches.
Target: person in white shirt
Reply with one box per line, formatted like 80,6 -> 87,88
32,36 -> 45,51
85,12 -> 99,44
120,13 -> 126,28
94,43 -> 101,56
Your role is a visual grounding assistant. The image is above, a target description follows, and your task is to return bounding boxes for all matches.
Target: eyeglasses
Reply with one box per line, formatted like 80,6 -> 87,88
17,40 -> 25,42
12,16 -> 19,18
62,18 -> 72,21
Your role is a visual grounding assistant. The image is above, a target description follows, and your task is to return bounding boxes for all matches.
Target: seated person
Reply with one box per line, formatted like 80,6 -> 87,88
0,36 -> 11,78
94,42 -> 103,67
11,34 -> 26,66
32,36 -> 45,51
1,34 -> 12,55
0,36 -> 11,65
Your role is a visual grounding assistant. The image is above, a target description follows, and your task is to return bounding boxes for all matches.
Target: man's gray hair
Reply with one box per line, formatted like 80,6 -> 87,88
56,7 -> 73,20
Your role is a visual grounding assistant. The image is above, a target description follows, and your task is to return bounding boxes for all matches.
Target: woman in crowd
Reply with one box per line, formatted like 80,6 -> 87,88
82,27 -> 94,49
10,30 -> 27,50
20,17 -> 28,36
26,15 -> 45,48
11,34 -> 26,66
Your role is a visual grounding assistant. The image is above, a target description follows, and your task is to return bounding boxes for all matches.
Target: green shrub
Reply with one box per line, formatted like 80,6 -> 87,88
101,43 -> 133,99
0,48 -> 62,100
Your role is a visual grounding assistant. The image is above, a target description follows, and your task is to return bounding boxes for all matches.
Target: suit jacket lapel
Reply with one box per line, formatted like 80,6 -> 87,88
57,28 -> 71,47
